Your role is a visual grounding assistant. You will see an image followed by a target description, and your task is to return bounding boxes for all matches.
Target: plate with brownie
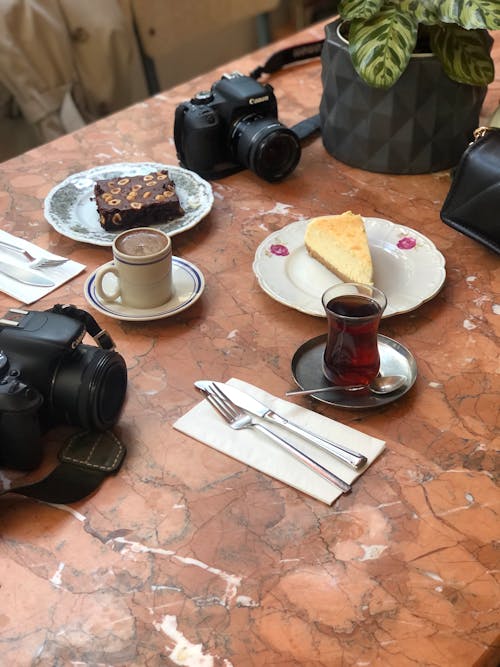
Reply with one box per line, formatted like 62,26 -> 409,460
253,213 -> 446,318
44,162 -> 214,246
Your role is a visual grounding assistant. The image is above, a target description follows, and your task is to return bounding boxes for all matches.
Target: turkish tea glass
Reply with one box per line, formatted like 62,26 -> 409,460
322,283 -> 387,386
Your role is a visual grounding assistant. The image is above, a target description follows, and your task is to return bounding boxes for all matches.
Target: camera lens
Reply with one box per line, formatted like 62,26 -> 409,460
232,115 -> 301,182
51,346 -> 127,430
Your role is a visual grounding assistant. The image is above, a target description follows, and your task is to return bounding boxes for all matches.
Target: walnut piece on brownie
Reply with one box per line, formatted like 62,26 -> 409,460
94,170 -> 184,231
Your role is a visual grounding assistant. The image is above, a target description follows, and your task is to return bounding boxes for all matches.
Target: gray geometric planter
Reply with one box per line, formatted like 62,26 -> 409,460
319,19 -> 488,174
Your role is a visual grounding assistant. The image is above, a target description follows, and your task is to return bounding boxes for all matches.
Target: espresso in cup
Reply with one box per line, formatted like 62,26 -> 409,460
95,227 -> 172,309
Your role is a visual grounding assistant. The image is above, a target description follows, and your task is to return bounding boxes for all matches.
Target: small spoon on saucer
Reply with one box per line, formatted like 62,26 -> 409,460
286,375 -> 407,397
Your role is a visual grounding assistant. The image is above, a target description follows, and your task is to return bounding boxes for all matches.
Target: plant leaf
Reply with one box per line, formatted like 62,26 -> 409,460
348,8 -> 418,88
406,0 -> 441,24
338,0 -> 384,21
437,0 -> 500,29
430,24 -> 494,84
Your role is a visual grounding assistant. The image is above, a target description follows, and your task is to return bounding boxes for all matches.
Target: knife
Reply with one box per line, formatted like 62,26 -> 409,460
195,380 -> 368,470
0,260 -> 54,287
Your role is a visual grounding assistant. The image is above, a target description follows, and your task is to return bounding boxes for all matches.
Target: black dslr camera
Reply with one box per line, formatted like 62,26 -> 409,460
174,72 -> 301,182
0,306 -> 127,471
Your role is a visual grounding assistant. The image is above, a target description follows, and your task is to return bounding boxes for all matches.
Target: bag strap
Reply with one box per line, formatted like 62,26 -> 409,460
1,431 -> 126,504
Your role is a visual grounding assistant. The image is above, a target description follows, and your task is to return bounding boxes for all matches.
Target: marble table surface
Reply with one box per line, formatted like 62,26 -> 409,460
0,22 -> 498,667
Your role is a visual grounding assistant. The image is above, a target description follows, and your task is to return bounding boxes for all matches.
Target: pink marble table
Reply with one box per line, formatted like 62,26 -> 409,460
0,22 -> 498,667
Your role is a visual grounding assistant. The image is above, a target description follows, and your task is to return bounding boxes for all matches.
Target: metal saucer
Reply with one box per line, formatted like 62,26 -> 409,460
291,334 -> 417,409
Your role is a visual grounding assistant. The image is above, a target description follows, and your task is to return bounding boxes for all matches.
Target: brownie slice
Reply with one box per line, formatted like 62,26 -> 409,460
94,170 -> 184,231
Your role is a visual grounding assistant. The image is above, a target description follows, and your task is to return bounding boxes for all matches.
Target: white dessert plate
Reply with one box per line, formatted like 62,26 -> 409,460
84,256 -> 205,321
44,162 -> 214,246
253,217 -> 446,318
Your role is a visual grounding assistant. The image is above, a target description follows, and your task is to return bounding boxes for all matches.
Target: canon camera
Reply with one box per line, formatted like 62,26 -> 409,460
174,72 -> 301,182
0,306 -> 127,471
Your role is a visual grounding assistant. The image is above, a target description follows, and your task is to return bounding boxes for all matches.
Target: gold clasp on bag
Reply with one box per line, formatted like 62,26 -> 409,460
473,126 -> 493,141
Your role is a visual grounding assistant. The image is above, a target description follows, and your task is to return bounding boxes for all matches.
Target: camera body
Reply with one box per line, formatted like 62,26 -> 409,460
0,307 -> 127,470
174,72 -> 301,182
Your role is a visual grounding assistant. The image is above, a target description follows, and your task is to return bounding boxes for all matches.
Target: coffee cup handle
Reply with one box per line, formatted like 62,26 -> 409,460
95,265 -> 121,303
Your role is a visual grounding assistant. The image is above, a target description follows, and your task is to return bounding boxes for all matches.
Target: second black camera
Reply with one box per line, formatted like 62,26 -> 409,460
0,307 -> 127,471
174,72 -> 301,183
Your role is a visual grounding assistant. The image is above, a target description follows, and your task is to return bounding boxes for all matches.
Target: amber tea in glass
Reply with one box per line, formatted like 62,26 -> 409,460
322,283 -> 387,386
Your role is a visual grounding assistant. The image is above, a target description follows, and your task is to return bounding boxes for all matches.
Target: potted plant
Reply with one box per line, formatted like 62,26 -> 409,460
320,1 -> 500,173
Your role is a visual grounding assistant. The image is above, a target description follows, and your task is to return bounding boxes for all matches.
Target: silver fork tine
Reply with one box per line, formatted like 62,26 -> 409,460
32,258 -> 67,268
0,239 -> 68,269
204,382 -> 351,494
206,393 -> 233,422
210,383 -> 241,419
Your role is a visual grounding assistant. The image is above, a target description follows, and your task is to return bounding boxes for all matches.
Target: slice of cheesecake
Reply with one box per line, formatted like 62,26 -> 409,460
304,212 -> 374,284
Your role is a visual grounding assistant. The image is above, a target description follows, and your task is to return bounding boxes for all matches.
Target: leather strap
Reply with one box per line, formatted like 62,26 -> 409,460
250,40 -> 323,143
1,431 -> 126,504
49,303 -> 116,350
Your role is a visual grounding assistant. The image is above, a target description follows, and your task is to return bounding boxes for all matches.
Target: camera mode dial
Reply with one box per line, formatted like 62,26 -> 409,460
0,372 -> 43,413
191,91 -> 214,105
0,350 -> 8,375
0,349 -> 43,412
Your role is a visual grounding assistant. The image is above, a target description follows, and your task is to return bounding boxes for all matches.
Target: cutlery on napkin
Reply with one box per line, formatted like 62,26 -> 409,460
173,378 -> 386,505
0,230 -> 86,304
196,379 -> 368,469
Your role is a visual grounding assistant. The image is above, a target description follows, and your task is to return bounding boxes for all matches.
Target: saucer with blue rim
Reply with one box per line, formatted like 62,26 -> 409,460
84,256 -> 205,321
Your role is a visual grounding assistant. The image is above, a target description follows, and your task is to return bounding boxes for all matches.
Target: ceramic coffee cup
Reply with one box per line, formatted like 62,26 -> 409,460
95,227 -> 172,309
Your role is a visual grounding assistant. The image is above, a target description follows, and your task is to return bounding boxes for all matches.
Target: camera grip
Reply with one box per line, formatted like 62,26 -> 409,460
95,264 -> 121,303
0,377 -> 44,470
1,411 -> 43,470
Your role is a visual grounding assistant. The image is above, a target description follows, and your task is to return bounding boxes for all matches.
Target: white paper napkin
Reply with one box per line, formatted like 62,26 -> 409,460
0,230 -> 86,304
174,378 -> 386,505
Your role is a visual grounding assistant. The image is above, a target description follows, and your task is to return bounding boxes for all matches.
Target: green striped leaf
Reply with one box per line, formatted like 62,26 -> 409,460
430,23 -> 495,84
338,0 -> 383,21
437,0 -> 500,29
407,0 -> 441,24
348,8 -> 418,88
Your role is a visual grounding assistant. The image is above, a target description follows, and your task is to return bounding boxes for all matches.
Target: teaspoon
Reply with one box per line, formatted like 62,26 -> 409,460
286,374 -> 407,397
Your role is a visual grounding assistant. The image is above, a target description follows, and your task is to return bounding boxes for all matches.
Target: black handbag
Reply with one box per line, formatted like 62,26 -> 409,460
440,126 -> 500,254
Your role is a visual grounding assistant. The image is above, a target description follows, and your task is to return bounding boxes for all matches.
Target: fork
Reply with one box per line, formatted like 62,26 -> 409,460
0,239 -> 68,269
206,383 -> 351,494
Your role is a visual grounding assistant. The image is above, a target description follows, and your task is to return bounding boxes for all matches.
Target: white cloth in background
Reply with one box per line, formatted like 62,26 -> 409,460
0,0 -> 148,145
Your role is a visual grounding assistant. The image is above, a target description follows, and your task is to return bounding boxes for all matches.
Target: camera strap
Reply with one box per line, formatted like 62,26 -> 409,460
249,39 -> 324,79
249,39 -> 324,142
50,303 -> 116,350
1,431 -> 126,504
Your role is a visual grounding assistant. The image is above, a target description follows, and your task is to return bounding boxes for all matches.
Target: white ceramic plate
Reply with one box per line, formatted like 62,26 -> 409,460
84,256 -> 205,321
253,217 -> 446,318
44,162 -> 214,246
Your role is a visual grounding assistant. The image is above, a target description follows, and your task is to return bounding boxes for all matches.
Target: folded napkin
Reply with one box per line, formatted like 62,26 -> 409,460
174,378 -> 385,505
0,230 -> 86,304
